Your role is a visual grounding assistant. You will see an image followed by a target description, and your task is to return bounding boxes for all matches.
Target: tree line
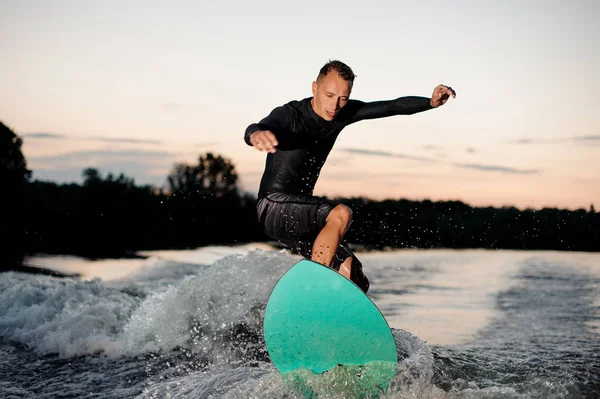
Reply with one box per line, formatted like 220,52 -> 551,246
1,121 -> 598,270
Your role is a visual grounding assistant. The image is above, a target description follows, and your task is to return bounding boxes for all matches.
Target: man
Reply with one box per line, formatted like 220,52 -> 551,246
244,60 -> 455,293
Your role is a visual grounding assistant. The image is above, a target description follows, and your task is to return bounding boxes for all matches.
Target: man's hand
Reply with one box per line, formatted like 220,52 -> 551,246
430,84 -> 456,108
250,130 -> 279,153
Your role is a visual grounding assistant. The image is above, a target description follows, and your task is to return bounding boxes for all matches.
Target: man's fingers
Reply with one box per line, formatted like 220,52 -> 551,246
251,131 -> 278,153
435,85 -> 456,96
440,84 -> 456,97
255,141 -> 272,152
263,131 -> 278,147
260,141 -> 275,152
257,135 -> 277,150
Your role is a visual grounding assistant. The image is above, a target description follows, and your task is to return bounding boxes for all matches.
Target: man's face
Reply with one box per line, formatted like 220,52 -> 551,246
311,71 -> 352,121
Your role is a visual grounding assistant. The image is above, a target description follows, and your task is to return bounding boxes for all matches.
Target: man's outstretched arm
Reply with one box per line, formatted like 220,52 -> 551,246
346,84 -> 456,123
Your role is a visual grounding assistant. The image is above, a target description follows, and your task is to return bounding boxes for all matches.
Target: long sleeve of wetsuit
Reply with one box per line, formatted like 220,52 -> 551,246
244,106 -> 294,146
343,96 -> 433,125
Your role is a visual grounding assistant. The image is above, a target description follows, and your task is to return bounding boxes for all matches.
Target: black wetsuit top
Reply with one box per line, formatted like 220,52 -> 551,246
245,96 -> 433,197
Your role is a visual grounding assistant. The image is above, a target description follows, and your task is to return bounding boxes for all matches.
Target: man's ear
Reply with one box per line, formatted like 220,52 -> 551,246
312,81 -> 317,96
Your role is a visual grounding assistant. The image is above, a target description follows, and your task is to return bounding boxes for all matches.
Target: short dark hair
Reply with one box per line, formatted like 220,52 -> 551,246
317,60 -> 356,83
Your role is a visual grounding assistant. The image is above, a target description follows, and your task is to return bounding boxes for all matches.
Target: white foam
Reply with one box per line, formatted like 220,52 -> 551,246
0,273 -> 138,357
118,250 -> 295,358
138,243 -> 278,266
0,249 -> 297,359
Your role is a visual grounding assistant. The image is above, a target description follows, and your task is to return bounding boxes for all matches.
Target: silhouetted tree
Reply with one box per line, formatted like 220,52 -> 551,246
167,152 -> 239,200
77,168 -> 158,257
0,122 -> 31,184
164,152 -> 247,245
4,137 -> 596,263
23,168 -> 163,258
82,167 -> 102,186
0,121 -> 32,268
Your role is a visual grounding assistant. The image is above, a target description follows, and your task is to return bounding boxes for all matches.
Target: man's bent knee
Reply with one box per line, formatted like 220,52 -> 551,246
326,204 -> 353,233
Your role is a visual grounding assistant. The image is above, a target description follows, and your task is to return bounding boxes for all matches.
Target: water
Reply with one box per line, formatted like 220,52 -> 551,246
1,245 -> 598,398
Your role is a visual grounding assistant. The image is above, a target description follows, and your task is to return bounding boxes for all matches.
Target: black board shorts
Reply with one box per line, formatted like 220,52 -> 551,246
257,193 -> 370,292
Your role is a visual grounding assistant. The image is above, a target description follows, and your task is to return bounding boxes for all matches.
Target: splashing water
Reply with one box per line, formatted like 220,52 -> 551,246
0,248 -> 598,398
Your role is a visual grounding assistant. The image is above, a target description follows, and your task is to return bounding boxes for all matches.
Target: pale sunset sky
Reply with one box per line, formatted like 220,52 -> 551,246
2,0 -> 598,210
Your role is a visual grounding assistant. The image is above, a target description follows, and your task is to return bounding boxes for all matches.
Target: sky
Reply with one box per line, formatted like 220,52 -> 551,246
2,0 -> 599,210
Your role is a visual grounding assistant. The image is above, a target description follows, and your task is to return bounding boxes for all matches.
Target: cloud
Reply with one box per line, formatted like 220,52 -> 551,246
455,163 -> 539,174
324,169 -> 449,182
341,148 -> 437,163
508,135 -> 600,145
509,138 -> 533,145
162,102 -> 180,111
95,137 -> 162,144
32,149 -> 175,163
572,135 -> 600,142
421,145 -> 443,151
507,138 -> 563,145
420,144 -> 476,157
23,133 -> 67,139
23,132 -> 162,145
24,132 -> 220,147
29,149 -> 180,187
340,147 -> 541,176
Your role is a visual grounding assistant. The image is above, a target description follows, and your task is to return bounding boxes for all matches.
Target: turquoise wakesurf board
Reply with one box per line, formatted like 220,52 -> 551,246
264,259 -> 397,397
